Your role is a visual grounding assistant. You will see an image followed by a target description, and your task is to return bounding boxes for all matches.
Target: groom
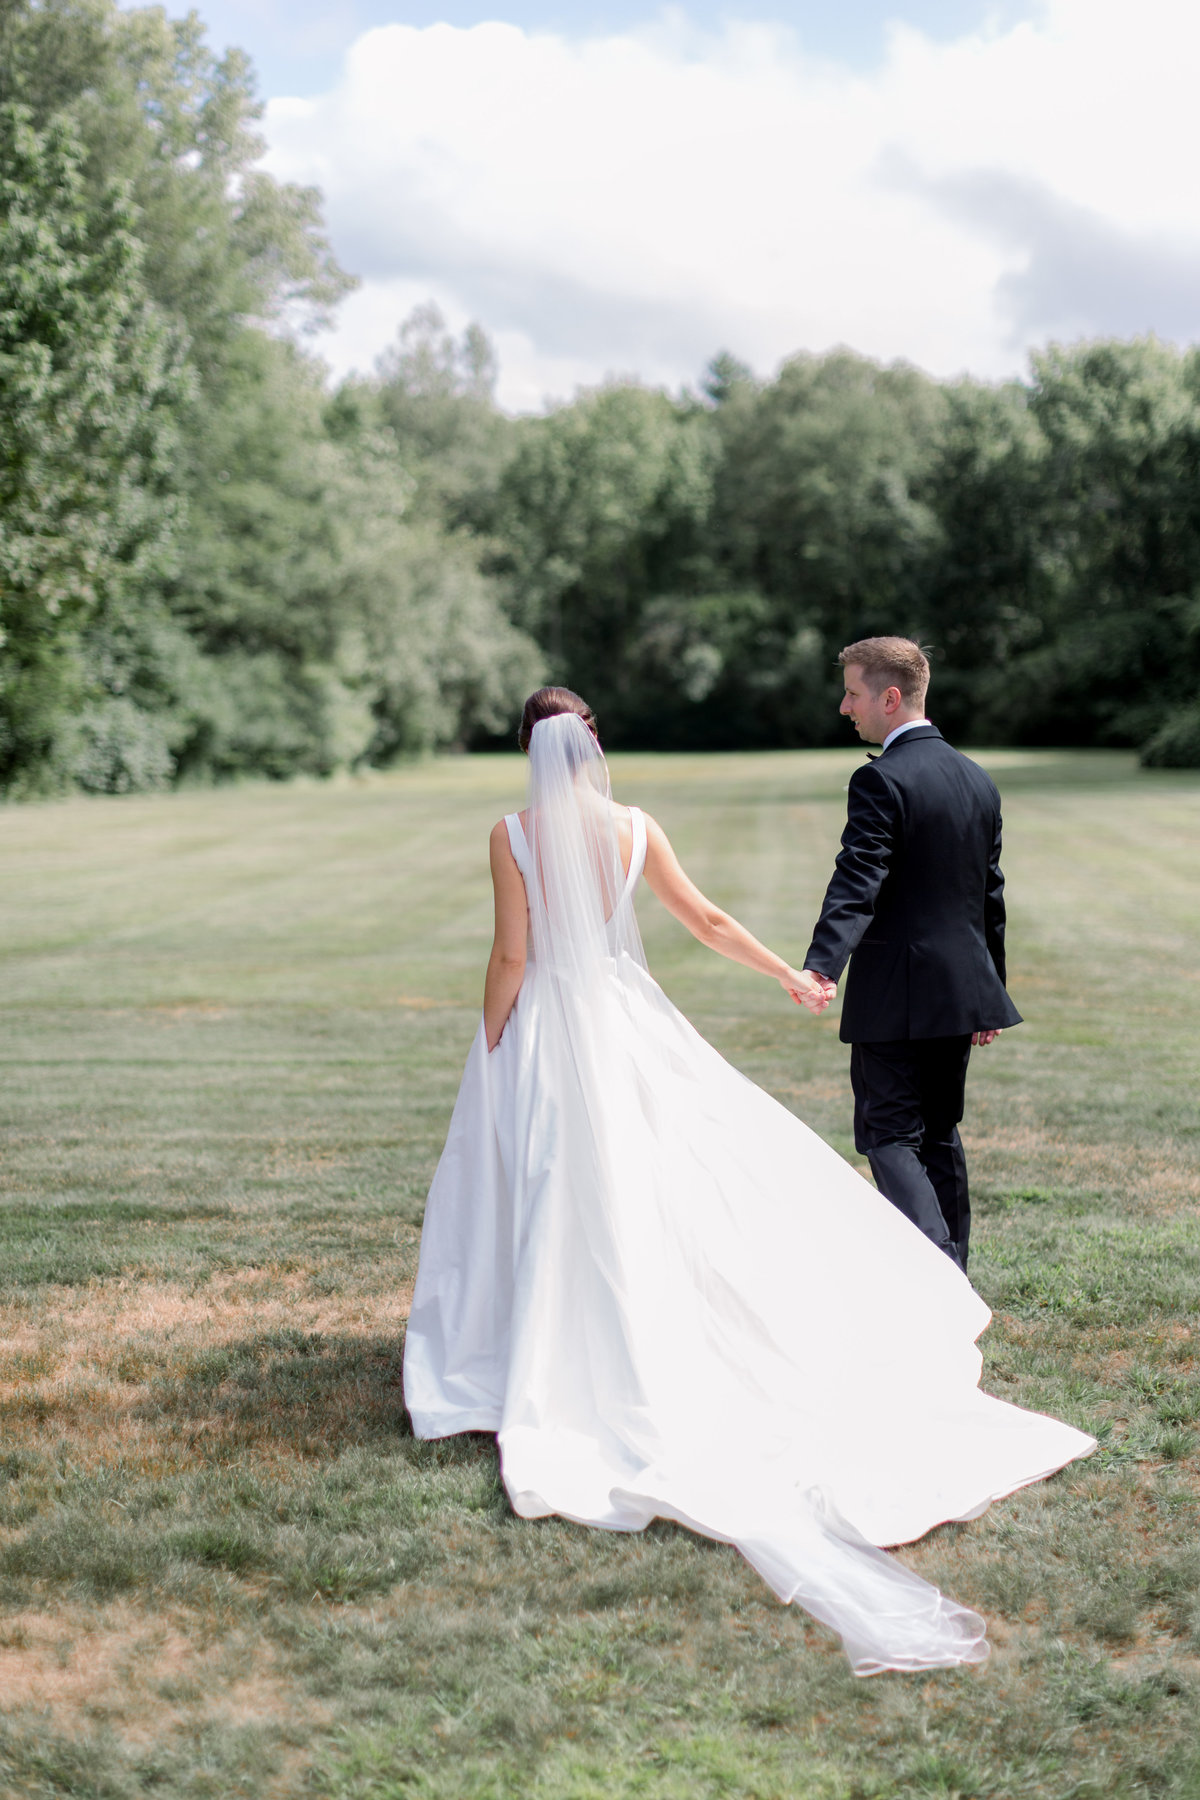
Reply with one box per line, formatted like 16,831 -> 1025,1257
792,638 -> 1021,1271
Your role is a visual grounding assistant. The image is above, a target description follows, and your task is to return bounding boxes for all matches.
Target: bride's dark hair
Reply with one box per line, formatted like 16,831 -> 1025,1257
517,687 -> 599,752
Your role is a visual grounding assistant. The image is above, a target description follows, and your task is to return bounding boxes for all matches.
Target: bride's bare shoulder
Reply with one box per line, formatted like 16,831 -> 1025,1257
615,801 -> 664,843
490,817 -> 518,858
638,812 -> 680,872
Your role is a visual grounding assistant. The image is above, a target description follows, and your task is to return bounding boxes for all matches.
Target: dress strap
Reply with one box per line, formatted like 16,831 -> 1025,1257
504,812 -> 533,880
626,806 -> 648,890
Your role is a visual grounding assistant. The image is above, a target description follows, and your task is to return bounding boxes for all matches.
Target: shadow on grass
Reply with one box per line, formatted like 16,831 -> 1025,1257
138,1328 -> 420,1459
0,1331 -> 512,1606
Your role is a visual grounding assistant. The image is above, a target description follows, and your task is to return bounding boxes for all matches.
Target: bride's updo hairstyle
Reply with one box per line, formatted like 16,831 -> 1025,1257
517,687 -> 599,753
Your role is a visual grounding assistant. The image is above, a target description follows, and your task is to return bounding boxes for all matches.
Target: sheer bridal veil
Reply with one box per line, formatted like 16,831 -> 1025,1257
523,711 -> 646,985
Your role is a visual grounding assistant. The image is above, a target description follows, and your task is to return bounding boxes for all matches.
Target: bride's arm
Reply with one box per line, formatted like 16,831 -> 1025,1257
641,813 -> 833,1014
484,822 -> 528,1051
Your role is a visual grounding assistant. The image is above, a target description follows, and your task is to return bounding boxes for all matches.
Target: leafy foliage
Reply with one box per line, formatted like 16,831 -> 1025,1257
0,101 -> 188,792
491,381 -> 717,741
492,341 -> 1200,759
0,0 -> 538,793
369,300 -> 510,531
4,0 -> 1200,788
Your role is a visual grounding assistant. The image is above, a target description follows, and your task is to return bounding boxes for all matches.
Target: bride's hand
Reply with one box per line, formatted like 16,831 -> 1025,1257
781,968 -> 836,1014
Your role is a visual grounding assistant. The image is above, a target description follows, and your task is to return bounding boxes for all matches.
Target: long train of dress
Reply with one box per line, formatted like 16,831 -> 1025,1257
403,808 -> 1094,1673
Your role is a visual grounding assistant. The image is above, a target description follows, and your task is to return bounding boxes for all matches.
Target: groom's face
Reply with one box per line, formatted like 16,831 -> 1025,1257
839,665 -> 893,744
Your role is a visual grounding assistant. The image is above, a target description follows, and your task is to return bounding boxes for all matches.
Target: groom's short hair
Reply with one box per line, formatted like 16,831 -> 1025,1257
839,637 -> 930,707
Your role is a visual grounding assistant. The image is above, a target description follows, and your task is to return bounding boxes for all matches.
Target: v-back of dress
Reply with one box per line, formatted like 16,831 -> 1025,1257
403,781 -> 1093,1674
505,805 -> 647,946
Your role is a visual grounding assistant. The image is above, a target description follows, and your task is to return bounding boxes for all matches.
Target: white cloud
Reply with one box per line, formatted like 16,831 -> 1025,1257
263,2 -> 1200,409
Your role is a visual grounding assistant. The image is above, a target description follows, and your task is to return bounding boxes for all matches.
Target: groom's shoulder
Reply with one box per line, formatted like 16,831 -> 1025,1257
935,734 -> 1002,789
845,756 -> 903,829
892,732 -> 1003,807
847,755 -> 893,796
890,727 -> 976,771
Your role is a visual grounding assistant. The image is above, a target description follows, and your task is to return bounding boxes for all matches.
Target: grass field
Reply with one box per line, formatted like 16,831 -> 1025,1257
0,747 -> 1198,1799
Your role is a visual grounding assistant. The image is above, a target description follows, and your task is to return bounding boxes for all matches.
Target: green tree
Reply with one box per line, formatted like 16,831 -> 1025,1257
650,349 -> 943,745
917,378 -> 1053,741
0,102 -> 189,792
1023,338 -> 1200,751
167,332 -> 540,775
0,0 -> 353,369
711,349 -> 945,638
370,302 -> 511,532
492,381 -> 716,739
0,0 -> 371,788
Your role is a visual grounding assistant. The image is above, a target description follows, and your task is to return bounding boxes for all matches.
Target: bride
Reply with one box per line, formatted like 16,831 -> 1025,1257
402,686 -> 1094,1674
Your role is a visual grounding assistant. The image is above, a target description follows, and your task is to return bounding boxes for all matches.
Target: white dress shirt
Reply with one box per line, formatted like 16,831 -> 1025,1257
881,718 -> 931,751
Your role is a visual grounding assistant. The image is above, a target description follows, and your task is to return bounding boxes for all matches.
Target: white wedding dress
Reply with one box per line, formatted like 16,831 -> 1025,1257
403,714 -> 1094,1675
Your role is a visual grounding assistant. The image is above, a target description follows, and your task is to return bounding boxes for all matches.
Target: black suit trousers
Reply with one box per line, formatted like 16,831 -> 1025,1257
850,1036 -> 973,1272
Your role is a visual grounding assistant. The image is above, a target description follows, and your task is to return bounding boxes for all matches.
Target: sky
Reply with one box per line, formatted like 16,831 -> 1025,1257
170,0 -> 1200,409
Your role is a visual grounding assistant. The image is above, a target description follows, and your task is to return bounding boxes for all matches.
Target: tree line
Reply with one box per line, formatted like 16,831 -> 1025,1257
493,342 -> 1200,763
3,0 -> 1199,796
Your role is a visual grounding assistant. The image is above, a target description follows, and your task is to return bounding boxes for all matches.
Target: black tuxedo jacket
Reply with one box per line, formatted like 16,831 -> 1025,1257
803,725 -> 1023,1044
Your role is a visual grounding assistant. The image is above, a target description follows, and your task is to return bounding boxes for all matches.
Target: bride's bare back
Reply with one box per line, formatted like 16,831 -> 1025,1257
483,787 -> 816,1052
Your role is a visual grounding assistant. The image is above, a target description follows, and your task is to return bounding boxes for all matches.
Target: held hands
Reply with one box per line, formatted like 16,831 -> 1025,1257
782,968 -> 837,1015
